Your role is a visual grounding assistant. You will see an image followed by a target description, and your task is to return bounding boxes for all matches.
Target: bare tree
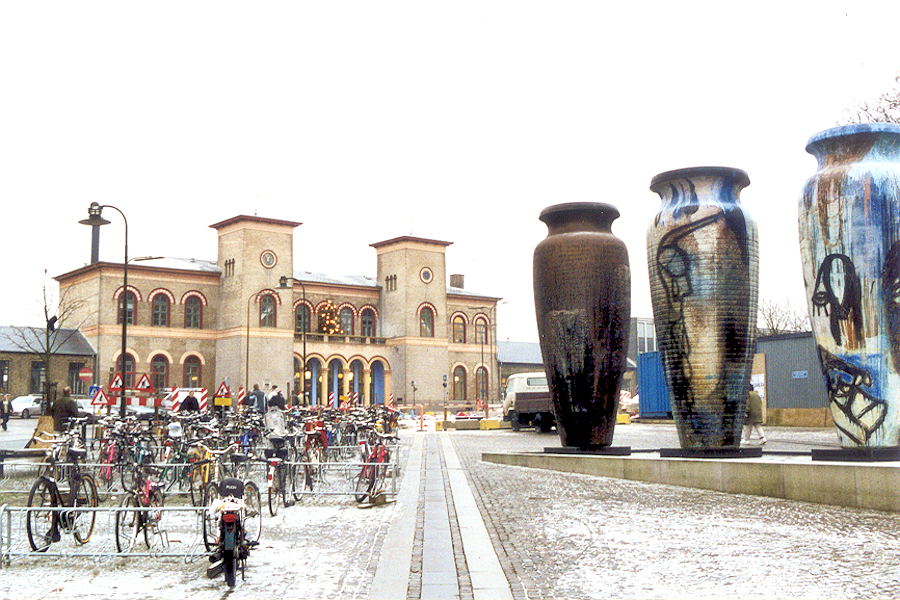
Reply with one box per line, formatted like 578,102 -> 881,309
757,298 -> 811,336
3,271 -> 87,407
842,75 -> 900,124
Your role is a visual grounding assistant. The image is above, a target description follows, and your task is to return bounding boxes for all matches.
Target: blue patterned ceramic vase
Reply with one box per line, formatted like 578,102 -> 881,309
800,123 -> 900,448
648,167 -> 759,448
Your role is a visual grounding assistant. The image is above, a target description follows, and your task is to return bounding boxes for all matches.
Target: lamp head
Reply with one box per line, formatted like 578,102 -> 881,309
78,202 -> 111,227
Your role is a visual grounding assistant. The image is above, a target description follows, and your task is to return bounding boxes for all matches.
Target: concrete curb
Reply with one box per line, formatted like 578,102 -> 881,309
482,451 -> 900,513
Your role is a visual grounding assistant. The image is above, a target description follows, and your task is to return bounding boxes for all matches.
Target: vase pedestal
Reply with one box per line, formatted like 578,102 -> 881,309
811,447 -> 900,462
659,447 -> 763,459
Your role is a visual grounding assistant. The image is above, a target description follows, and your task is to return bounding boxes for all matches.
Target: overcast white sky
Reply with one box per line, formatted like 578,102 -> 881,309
3,2 -> 900,344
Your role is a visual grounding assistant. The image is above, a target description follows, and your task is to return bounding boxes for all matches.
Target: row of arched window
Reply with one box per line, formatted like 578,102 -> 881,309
117,287 -> 207,329
116,352 -> 203,389
417,306 -> 491,343
290,301 -> 379,336
451,364 -> 490,402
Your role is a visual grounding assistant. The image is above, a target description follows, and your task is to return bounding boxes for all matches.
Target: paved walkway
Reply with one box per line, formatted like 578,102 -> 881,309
371,432 -> 512,600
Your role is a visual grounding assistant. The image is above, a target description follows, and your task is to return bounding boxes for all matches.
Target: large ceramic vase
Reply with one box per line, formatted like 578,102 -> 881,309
799,123 -> 900,448
533,202 -> 631,448
647,167 -> 759,448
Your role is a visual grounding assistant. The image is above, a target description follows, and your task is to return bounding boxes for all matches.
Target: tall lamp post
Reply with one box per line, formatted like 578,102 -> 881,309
279,275 -> 307,405
79,202 -> 129,418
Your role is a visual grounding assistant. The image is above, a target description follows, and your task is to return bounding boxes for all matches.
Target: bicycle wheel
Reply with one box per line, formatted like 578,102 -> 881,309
121,460 -> 137,492
267,465 -> 282,517
26,478 -> 58,552
243,481 -> 261,544
72,473 -> 99,544
115,492 -> 140,552
223,548 -> 237,587
188,463 -> 205,507
143,486 -> 165,549
202,481 -> 221,552
290,461 -> 303,502
353,464 -> 374,504
302,448 -> 319,492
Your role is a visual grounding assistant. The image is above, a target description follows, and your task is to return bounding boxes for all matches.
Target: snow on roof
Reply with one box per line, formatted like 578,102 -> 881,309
0,326 -> 95,356
293,271 -> 379,288
128,257 -> 220,272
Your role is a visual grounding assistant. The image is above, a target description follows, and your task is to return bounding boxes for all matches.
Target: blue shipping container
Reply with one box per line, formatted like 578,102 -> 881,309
638,352 -> 671,418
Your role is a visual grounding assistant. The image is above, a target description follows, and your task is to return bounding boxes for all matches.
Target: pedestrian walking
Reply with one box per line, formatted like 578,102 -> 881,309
0,394 -> 11,430
250,384 -> 266,413
743,385 -> 767,445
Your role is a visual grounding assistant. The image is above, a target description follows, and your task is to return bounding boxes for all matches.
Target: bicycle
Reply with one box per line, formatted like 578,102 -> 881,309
264,435 -> 294,516
26,430 -> 100,552
297,419 -> 328,497
353,427 -> 397,504
195,441 -> 257,551
114,463 -> 166,552
205,477 -> 261,588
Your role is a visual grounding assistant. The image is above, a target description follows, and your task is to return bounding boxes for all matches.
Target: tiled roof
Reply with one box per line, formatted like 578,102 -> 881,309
0,327 -> 95,356
499,340 -> 636,369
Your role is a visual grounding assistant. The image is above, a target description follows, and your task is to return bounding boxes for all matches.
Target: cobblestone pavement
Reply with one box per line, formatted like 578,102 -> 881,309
1,424 -> 899,599
453,427 -> 900,599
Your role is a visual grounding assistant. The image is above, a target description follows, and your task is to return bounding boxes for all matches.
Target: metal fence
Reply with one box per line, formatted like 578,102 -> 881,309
0,440 -> 404,565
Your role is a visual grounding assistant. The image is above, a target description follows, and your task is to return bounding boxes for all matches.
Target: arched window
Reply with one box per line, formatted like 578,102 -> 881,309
260,295 -> 276,328
361,309 -> 376,337
117,353 -> 136,389
453,366 -> 467,401
152,295 -> 170,327
295,304 -> 310,333
183,356 -> 201,388
476,366 -> 488,402
118,291 -> 137,325
340,307 -> 354,335
453,316 -> 466,343
420,307 -> 434,338
151,355 -> 169,390
475,318 -> 488,345
184,296 -> 202,329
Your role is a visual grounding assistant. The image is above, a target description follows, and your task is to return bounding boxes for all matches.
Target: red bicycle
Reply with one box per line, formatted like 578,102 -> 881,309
353,427 -> 397,503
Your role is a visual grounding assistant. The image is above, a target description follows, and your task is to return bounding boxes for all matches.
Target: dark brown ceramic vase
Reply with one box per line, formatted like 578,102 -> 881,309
533,202 -> 631,448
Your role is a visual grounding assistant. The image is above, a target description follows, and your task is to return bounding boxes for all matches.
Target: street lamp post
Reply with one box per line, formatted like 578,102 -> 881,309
279,275 -> 307,405
79,202 -> 128,418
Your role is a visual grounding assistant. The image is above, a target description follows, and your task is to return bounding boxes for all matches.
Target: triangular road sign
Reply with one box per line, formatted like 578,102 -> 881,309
214,381 -> 231,398
108,372 -> 124,392
135,373 -> 156,394
91,388 -> 112,406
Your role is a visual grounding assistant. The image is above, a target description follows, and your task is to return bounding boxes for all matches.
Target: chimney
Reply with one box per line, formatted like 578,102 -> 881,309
450,274 -> 465,289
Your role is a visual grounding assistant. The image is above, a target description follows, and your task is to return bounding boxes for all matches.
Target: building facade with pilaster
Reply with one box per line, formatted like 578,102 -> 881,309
56,215 -> 501,412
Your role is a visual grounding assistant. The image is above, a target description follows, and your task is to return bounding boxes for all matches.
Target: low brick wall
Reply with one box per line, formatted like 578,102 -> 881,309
767,408 -> 833,428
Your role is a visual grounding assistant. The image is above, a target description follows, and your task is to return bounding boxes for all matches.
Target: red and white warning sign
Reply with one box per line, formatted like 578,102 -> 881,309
135,373 -> 156,394
108,372 -> 124,392
91,388 -> 111,406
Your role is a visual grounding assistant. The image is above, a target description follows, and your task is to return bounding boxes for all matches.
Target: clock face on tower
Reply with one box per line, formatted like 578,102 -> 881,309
260,250 -> 277,269
420,267 -> 433,284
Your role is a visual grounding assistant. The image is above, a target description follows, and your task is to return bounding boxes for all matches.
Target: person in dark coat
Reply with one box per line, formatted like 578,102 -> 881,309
0,394 -> 11,431
742,385 -> 767,445
51,386 -> 79,432
179,392 -> 200,413
249,384 -> 267,413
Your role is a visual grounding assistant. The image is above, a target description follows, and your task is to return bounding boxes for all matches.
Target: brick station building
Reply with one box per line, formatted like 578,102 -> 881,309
55,215 -> 501,412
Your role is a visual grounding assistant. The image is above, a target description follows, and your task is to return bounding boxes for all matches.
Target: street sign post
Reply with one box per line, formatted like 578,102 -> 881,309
78,367 -> 93,383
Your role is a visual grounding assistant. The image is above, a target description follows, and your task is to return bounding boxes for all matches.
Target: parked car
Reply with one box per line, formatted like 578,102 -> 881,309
11,395 -> 43,419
